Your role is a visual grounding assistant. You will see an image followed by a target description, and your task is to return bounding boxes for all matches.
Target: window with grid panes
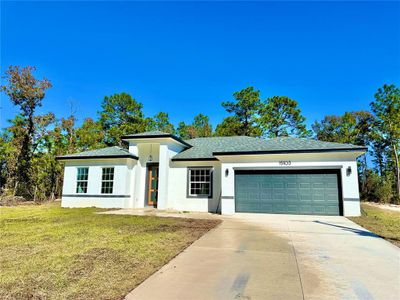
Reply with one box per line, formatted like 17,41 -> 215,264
188,168 -> 212,197
101,167 -> 114,194
76,167 -> 89,193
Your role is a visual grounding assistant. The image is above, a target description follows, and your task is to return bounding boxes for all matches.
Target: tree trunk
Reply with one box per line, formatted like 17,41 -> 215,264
13,181 -> 18,196
393,143 -> 400,198
15,112 -> 35,198
33,185 -> 37,202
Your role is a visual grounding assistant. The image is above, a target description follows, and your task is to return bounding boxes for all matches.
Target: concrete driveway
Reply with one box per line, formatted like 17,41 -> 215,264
126,214 -> 400,300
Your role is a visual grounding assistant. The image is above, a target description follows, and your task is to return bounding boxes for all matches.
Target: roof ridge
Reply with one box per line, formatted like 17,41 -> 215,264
187,135 -> 257,140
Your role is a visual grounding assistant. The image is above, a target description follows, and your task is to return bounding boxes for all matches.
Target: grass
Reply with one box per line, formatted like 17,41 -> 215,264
0,202 -> 220,299
349,203 -> 400,247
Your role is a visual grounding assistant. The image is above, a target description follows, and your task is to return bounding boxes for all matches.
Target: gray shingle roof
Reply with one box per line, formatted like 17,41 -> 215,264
57,146 -> 138,160
172,136 -> 367,160
57,136 -> 367,162
123,131 -> 170,137
121,131 -> 191,147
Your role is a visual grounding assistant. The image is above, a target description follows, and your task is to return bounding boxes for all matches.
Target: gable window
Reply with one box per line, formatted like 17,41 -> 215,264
101,167 -> 114,194
76,167 -> 89,193
188,168 -> 212,197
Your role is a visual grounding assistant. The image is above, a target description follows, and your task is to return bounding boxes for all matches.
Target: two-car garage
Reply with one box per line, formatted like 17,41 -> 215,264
235,170 -> 342,216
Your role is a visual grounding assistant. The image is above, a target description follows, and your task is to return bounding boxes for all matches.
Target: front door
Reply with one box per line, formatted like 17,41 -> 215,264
147,165 -> 159,207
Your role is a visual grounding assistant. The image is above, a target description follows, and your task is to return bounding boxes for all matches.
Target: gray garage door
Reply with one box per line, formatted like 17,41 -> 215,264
235,170 -> 341,215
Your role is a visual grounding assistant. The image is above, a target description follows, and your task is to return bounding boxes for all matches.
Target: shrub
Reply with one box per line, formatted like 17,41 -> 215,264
362,171 -> 394,203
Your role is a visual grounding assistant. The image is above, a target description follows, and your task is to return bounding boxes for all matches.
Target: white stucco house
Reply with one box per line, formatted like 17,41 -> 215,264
57,131 -> 366,216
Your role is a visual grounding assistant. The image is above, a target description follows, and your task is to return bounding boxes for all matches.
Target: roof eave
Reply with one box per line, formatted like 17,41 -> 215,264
213,147 -> 368,156
56,154 -> 139,161
121,134 -> 192,148
171,157 -> 219,162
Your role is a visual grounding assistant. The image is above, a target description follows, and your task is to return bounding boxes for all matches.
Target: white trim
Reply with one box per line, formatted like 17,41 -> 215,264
188,167 -> 212,197
76,167 -> 89,194
101,167 -> 115,194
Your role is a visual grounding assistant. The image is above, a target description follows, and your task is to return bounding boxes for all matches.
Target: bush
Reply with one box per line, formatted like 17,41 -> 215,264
362,171 -> 394,203
0,195 -> 28,206
375,180 -> 394,203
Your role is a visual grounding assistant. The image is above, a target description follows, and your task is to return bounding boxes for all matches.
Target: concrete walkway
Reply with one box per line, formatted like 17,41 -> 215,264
126,214 -> 400,300
99,208 -> 219,219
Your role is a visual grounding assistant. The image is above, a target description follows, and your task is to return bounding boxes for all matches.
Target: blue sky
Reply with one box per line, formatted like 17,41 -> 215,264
1,1 -> 399,130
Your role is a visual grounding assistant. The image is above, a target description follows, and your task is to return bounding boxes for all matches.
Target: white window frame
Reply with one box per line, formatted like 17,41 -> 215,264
76,167 -> 89,194
187,167 -> 213,198
101,167 -> 114,194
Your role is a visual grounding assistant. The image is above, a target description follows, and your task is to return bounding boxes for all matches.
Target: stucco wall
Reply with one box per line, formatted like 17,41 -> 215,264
61,159 -> 135,208
169,161 -> 221,213
218,152 -> 361,216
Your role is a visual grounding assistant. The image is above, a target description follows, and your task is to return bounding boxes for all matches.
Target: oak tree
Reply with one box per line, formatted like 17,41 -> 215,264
1,66 -> 52,197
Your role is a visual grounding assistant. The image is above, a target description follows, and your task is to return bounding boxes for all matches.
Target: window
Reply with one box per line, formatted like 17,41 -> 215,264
76,167 -> 89,193
188,168 -> 212,197
101,167 -> 114,194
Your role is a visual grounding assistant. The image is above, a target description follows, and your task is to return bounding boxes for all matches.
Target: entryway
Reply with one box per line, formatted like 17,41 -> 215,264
146,163 -> 159,208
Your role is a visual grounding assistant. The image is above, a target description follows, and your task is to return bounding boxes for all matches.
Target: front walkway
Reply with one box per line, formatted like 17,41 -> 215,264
125,213 -> 400,300
98,208 -> 219,219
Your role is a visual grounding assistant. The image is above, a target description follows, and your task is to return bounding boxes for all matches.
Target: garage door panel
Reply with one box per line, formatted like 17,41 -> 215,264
299,182 -> 312,189
261,182 -> 272,189
235,171 -> 341,216
298,195 -> 313,200
286,193 -> 298,199
312,206 -> 326,214
326,182 -> 338,189
326,193 -> 339,201
312,182 -> 325,188
260,194 -> 272,200
272,194 -> 285,201
287,205 -> 299,213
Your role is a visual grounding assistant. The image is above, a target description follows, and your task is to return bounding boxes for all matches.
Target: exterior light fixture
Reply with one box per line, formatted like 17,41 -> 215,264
148,144 -> 153,162
225,168 -> 229,177
346,166 -> 352,176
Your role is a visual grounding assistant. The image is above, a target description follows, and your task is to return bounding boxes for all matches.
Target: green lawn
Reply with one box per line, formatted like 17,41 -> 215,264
349,203 -> 400,247
0,203 -> 220,299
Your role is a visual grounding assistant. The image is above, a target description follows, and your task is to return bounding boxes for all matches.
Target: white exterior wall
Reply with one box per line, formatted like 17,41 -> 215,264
61,158 -> 136,208
218,152 -> 362,216
169,161 -> 221,213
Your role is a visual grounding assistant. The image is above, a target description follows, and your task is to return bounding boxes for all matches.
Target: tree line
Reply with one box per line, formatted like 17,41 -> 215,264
1,66 -> 399,204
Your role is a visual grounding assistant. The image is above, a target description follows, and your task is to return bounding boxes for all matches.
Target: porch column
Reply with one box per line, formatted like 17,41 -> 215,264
157,144 -> 169,209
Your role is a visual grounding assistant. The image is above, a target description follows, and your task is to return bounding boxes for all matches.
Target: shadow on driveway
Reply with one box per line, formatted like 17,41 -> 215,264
291,219 -> 381,238
314,220 -> 381,238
